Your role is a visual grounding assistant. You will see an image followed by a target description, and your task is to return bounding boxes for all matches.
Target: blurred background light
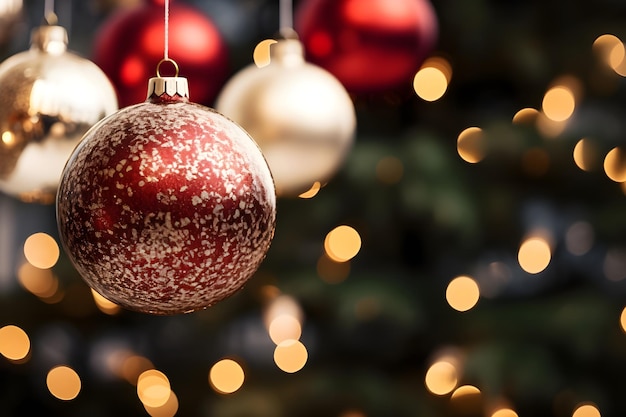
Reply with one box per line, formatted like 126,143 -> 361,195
23,232 -> 59,269
209,358 -> 245,394
446,275 -> 480,312
324,225 -> 362,262
0,324 -> 30,362
46,365 -> 81,401
274,339 -> 308,373
137,369 -> 171,408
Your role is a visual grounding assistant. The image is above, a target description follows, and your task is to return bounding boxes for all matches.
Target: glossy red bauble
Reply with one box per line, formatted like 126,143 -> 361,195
56,78 -> 276,315
93,1 -> 228,107
295,0 -> 438,94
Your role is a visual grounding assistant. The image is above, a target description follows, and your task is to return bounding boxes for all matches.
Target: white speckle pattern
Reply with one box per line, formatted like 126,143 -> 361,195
57,97 -> 276,315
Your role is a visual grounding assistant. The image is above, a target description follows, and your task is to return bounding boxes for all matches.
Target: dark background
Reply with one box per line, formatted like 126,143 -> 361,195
3,0 -> 626,416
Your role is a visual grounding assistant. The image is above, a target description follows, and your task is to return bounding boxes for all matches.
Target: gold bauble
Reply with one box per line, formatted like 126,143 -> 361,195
0,25 -> 118,203
216,38 -> 356,197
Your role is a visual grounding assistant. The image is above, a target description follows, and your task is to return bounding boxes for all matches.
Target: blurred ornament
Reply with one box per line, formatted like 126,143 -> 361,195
0,0 -> 22,46
0,24 -> 118,203
295,0 -> 438,95
93,0 -> 228,107
57,62 -> 276,315
216,34 -> 356,197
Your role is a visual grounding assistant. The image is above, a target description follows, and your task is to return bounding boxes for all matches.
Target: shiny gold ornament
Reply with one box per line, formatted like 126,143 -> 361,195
216,37 -> 356,197
0,25 -> 118,203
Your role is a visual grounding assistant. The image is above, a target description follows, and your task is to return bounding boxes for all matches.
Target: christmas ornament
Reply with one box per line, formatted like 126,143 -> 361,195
216,0 -> 356,197
56,59 -> 276,315
93,0 -> 228,108
295,0 -> 438,94
0,23 -> 118,203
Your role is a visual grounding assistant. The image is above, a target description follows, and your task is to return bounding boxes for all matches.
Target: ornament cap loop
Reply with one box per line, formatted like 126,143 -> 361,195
30,25 -> 68,55
147,76 -> 189,102
156,58 -> 179,78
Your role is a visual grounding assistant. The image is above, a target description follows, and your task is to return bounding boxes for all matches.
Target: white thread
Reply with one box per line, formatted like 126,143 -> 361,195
164,0 -> 170,60
279,0 -> 293,37
44,0 -> 55,24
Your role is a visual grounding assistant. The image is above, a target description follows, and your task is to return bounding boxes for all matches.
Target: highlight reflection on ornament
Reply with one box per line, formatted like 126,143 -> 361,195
295,0 -> 438,94
57,65 -> 276,315
0,25 -> 118,203
216,36 -> 356,197
93,0 -> 228,107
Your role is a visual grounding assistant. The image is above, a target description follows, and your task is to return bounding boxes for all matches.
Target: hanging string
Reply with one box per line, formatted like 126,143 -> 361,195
44,0 -> 57,25
164,0 -> 170,60
156,0 -> 179,77
279,0 -> 294,38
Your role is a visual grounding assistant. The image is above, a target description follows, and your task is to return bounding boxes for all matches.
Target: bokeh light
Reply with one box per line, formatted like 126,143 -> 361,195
91,289 -> 122,315
274,339 -> 308,373
572,403 -> 601,417
120,355 -> 154,385
512,108 -> 539,125
542,85 -> 576,122
593,34 -> 626,75
0,325 -> 30,362
324,225 -> 362,262
603,147 -> 626,182
619,306 -> 626,333
209,359 -> 245,394
451,385 -> 481,398
264,294 -> 304,330
457,127 -> 485,163
593,34 -> 623,63
450,385 -> 483,414
573,138 -> 599,172
144,390 -> 179,417
298,181 -> 322,198
253,39 -> 277,68
518,236 -> 552,274
446,276 -> 480,312
536,112 -> 567,138
424,360 -> 458,395
46,365 -> 81,400
492,408 -> 519,417
269,314 -> 302,344
23,232 -> 60,269
413,66 -> 448,101
137,369 -> 171,408
17,262 -> 60,300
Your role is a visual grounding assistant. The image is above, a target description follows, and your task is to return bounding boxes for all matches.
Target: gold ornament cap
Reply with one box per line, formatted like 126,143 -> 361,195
147,58 -> 189,101
147,77 -> 189,99
30,25 -> 68,55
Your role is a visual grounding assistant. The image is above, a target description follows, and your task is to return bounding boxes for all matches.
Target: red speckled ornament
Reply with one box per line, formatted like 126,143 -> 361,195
56,74 -> 276,315
93,0 -> 228,107
295,0 -> 438,94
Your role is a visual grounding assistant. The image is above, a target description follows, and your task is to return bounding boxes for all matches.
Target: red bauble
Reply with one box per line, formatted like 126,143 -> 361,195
295,0 -> 438,94
93,1 -> 228,107
56,77 -> 276,315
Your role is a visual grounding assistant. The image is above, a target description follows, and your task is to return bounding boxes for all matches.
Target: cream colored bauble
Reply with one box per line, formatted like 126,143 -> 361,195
0,25 -> 118,203
216,37 -> 356,197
